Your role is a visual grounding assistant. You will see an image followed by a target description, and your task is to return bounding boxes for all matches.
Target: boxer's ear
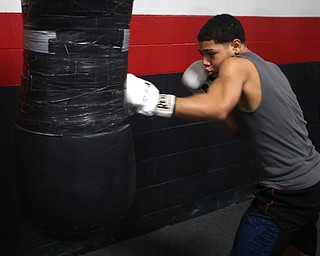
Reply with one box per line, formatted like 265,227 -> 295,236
231,39 -> 242,55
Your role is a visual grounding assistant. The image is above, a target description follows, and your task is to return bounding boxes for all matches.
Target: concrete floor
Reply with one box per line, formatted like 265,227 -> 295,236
81,200 -> 320,256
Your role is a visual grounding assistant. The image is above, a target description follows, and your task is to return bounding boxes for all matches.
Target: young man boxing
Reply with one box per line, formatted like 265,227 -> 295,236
125,14 -> 320,256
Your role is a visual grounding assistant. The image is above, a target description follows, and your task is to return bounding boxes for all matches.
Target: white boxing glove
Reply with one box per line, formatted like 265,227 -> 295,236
181,60 -> 214,94
125,74 -> 176,118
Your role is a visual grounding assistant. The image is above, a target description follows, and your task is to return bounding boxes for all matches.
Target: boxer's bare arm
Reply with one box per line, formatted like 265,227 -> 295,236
124,57 -> 260,122
174,57 -> 247,121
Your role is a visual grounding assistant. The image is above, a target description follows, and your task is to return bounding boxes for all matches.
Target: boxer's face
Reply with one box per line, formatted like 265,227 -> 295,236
198,40 -> 235,77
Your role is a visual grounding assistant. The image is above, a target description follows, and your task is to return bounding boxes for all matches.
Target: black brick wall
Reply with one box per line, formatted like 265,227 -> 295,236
1,62 -> 320,256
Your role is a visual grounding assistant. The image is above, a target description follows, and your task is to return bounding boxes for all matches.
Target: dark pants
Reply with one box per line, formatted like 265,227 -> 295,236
230,181 -> 320,256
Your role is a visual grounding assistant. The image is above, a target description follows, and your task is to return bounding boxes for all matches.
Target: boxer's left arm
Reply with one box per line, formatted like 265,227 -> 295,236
125,57 -> 246,121
125,74 -> 176,117
125,60 -> 213,117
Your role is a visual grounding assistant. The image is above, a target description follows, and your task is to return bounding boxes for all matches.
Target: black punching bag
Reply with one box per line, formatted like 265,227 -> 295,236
15,0 -> 136,239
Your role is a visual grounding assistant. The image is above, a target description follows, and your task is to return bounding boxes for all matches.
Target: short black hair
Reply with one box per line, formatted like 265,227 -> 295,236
197,14 -> 246,44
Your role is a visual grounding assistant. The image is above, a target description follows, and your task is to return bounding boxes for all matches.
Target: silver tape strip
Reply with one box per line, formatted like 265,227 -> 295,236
122,29 -> 130,52
24,29 -> 57,54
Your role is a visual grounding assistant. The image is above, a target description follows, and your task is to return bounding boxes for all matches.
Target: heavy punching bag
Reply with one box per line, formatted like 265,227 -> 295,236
15,0 -> 136,239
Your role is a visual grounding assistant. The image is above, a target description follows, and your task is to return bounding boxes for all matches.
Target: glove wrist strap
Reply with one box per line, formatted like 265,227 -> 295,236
155,94 -> 176,118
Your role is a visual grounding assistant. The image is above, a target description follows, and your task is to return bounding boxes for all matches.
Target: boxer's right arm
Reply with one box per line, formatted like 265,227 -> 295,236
175,57 -> 246,121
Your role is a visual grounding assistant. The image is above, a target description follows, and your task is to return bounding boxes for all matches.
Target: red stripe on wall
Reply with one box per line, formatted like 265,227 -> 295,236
241,16 -> 320,65
129,15 -> 320,75
128,15 -> 209,76
0,13 -> 23,86
0,14 -> 319,86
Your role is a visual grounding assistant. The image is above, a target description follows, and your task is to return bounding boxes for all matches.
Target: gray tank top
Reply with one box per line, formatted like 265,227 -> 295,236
234,52 -> 320,190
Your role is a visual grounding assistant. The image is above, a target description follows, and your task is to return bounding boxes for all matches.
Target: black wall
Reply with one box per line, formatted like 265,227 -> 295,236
1,62 -> 320,256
